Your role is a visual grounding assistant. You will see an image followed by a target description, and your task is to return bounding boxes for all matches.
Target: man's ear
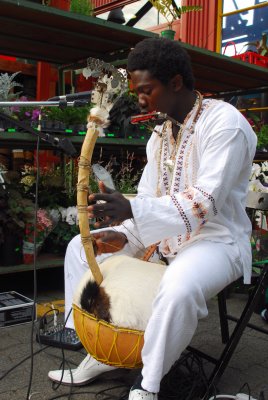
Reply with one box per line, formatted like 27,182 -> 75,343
170,74 -> 183,92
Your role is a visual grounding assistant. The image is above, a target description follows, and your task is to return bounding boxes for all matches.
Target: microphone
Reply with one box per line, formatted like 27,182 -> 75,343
48,91 -> 92,102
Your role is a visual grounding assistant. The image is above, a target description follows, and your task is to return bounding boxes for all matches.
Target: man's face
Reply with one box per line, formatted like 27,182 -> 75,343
129,70 -> 174,114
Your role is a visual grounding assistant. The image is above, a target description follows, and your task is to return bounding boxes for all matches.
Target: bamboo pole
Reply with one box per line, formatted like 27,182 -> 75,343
77,121 -> 103,285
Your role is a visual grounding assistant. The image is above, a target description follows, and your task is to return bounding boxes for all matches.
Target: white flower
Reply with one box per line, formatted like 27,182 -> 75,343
66,206 -> 78,225
261,161 -> 268,172
49,209 -> 61,224
250,163 -> 261,180
59,207 -> 67,221
248,179 -> 268,193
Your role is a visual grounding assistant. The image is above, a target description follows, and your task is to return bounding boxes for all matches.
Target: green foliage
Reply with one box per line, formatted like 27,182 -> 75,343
43,105 -> 90,125
246,33 -> 268,56
44,221 -> 79,255
114,152 -> 141,194
70,0 -> 93,16
20,164 -> 77,209
0,173 -> 35,244
0,71 -> 23,101
256,124 -> 268,149
149,1 -> 202,29
0,71 -> 23,115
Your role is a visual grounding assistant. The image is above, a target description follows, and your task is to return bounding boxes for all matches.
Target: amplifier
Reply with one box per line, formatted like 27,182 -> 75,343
0,291 -> 35,328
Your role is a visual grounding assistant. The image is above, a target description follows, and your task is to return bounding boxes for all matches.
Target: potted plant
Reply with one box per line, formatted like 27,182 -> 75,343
41,104 -> 90,133
148,1 -> 202,39
70,0 -> 93,16
0,71 -> 23,133
0,170 -> 35,266
43,206 -> 79,255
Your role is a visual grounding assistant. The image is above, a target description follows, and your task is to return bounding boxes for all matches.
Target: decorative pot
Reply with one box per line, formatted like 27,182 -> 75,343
22,241 -> 43,264
50,0 -> 70,11
160,29 -> 176,40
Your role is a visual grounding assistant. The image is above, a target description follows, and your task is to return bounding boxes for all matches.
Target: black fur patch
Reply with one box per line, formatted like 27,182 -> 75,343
80,281 -> 111,322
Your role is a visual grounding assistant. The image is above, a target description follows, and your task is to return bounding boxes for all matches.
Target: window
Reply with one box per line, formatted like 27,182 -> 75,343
218,1 -> 268,56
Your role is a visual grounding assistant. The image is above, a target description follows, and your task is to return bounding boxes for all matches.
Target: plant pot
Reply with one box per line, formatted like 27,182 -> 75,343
22,241 -> 43,264
161,29 -> 175,40
50,0 -> 70,11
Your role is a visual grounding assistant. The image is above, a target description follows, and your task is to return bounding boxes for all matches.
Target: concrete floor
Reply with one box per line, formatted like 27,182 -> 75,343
1,267 -> 268,400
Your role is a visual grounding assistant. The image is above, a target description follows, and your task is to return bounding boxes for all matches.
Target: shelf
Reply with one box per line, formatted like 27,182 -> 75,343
0,131 -> 148,150
0,253 -> 64,275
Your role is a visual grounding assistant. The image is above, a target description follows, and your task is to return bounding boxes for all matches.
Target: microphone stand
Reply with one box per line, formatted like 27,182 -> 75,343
0,99 -> 90,157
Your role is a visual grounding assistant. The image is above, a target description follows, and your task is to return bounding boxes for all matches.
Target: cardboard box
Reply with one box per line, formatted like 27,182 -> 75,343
0,291 -> 35,328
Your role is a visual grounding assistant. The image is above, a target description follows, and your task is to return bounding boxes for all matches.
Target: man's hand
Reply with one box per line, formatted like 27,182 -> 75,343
92,230 -> 128,255
88,181 -> 133,229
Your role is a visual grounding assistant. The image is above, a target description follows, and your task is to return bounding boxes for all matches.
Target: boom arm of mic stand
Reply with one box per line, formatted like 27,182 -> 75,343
0,111 -> 77,157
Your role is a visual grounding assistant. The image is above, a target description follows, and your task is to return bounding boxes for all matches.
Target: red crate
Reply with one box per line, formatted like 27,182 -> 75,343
223,42 -> 268,68
232,51 -> 268,68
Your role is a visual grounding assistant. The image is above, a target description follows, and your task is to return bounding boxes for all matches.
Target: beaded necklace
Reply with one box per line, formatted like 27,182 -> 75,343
156,90 -> 203,197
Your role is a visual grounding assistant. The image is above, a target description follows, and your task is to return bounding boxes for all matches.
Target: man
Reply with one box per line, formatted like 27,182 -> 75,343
48,37 -> 257,400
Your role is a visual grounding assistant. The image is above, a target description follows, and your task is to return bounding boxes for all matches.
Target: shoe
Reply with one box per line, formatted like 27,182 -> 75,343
48,354 -> 117,386
128,374 -> 158,400
261,308 -> 268,322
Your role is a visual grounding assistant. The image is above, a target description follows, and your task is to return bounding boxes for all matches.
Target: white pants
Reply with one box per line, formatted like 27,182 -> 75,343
64,235 -> 243,393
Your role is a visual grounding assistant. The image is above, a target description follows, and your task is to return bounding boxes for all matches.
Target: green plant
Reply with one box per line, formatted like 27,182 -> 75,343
20,164 -> 77,209
0,71 -> 23,115
256,124 -> 268,150
43,105 -> 90,125
149,1 -> 202,29
246,32 -> 268,56
0,171 -> 35,244
114,152 -> 141,194
70,0 -> 93,16
44,220 -> 79,254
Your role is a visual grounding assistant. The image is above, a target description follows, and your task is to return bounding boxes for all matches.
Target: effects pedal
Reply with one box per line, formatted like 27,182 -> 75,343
36,325 -> 83,351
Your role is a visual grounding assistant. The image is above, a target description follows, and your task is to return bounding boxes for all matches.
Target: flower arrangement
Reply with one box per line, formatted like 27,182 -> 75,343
23,208 -> 54,263
249,162 -> 268,193
10,96 -> 40,122
20,163 -> 76,209
43,206 -> 79,255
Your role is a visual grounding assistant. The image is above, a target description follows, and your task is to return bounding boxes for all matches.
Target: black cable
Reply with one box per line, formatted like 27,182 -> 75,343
49,308 -> 76,399
238,383 -> 251,399
26,123 -> 41,400
159,351 -> 210,400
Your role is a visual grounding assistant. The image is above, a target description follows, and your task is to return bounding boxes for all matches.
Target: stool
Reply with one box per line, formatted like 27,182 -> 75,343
188,191 -> 268,398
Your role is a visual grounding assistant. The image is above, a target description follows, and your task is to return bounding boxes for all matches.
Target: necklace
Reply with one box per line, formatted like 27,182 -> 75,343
156,90 -> 203,197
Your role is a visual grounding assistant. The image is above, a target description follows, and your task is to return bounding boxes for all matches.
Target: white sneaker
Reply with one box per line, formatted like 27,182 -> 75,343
48,354 -> 117,386
128,389 -> 158,400
128,374 -> 158,400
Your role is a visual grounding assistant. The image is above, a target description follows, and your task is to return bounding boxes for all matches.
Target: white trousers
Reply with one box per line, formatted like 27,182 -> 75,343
64,235 -> 243,393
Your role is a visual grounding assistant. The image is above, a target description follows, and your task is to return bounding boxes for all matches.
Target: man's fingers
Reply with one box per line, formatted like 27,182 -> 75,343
94,216 -> 121,229
99,181 -> 115,194
90,193 -> 113,202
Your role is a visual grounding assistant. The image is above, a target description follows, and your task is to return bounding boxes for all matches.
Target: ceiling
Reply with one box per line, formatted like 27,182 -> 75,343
0,0 -> 155,65
1,0 -> 268,94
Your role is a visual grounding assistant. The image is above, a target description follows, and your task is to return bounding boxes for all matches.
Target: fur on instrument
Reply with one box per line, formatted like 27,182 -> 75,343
73,254 -> 166,330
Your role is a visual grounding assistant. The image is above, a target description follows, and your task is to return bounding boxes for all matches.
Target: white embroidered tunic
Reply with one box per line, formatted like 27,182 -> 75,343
117,99 -> 257,283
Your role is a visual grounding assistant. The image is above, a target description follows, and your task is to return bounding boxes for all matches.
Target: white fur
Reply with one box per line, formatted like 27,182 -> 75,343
73,255 -> 166,330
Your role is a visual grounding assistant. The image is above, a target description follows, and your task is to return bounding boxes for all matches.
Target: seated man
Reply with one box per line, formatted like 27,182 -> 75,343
49,37 -> 257,400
